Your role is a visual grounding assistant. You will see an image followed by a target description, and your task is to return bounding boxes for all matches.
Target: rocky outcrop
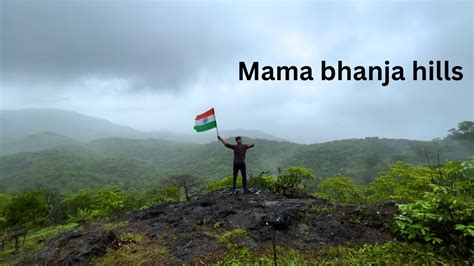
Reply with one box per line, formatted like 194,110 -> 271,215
19,189 -> 396,265
129,189 -> 396,263
18,228 -> 117,265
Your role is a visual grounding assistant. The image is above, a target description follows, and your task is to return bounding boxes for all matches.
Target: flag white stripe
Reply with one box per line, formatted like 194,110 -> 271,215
194,114 -> 216,126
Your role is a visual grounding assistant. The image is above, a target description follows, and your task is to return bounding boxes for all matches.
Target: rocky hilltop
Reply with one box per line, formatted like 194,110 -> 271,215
20,189 -> 396,265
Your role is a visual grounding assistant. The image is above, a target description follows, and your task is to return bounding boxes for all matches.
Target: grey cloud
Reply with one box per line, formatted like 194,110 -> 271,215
1,1 -> 243,90
0,0 -> 472,143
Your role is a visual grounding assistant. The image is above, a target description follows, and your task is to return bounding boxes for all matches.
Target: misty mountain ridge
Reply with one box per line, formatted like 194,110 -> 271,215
0,132 -> 78,155
0,133 -> 472,194
0,109 -> 285,144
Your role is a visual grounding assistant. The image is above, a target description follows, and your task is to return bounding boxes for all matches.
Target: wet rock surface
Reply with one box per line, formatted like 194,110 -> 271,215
18,228 -> 117,266
128,189 -> 396,264
20,189 -> 397,265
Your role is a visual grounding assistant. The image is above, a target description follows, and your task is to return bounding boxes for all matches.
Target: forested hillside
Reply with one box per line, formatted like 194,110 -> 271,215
0,132 -> 78,155
0,122 -> 472,264
0,123 -> 472,194
0,146 -> 161,194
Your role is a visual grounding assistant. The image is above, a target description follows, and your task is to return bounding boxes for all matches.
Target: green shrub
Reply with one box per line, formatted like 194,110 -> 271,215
395,162 -> 473,256
315,175 -> 365,204
367,162 -> 435,203
274,166 -> 315,194
249,174 -> 277,190
206,176 -> 235,192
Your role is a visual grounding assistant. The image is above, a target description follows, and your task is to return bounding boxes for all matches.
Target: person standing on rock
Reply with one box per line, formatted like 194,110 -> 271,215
218,136 -> 255,193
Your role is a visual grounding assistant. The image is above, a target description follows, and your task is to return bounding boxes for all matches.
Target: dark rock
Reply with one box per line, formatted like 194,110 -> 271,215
227,213 -> 254,228
263,213 -> 291,230
217,209 -> 236,218
21,189 -> 397,265
18,228 -> 117,265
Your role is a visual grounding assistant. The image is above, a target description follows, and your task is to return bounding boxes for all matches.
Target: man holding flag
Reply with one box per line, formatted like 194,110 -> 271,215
194,108 -> 255,193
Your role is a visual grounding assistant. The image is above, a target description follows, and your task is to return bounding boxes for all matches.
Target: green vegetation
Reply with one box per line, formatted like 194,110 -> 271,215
1,122 -> 473,195
274,166 -> 316,194
0,159 -> 472,264
0,186 -> 180,256
0,222 -> 77,261
316,176 -> 364,204
213,241 -> 454,265
0,146 -> 162,194
0,122 -> 472,264
92,232 -> 168,266
395,161 -> 473,255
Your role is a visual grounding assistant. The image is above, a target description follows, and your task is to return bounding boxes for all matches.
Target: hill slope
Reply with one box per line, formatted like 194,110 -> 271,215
87,136 -> 472,182
0,136 -> 472,193
0,132 -> 78,155
0,145 -> 162,194
0,109 -> 143,143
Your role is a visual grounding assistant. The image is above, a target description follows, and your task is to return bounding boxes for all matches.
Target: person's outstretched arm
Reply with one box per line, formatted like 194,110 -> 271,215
247,143 -> 255,149
218,136 -> 234,149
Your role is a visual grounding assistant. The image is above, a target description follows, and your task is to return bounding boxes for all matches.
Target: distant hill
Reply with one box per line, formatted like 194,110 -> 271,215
88,137 -> 300,178
86,136 -> 472,183
0,145 -> 162,194
0,135 -> 472,194
1,110 -> 472,193
0,109 -> 142,143
145,128 -> 286,143
0,132 -> 78,155
0,109 -> 285,144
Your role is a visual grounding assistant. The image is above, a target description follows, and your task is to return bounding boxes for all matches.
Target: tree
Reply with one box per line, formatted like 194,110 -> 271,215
63,189 -> 96,217
165,175 -> 202,201
43,189 -> 66,224
3,190 -> 49,249
94,188 -> 126,217
4,190 -> 49,229
447,121 -> 474,141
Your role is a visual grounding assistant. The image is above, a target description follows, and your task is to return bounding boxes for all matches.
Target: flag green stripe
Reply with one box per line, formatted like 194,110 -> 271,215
193,121 -> 217,132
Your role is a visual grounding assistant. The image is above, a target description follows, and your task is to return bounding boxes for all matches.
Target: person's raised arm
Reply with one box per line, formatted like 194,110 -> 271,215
217,135 -> 227,145
247,143 -> 255,149
218,136 -> 233,149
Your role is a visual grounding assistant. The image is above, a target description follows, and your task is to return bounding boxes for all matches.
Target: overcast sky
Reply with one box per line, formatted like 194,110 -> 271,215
1,0 -> 472,143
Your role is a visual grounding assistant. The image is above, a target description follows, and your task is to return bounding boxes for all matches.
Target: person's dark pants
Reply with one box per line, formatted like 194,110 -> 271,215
232,162 -> 247,191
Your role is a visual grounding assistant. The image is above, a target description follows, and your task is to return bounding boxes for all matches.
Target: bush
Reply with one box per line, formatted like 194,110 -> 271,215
274,166 -> 315,194
315,176 -> 365,204
367,162 -> 435,203
140,186 -> 180,209
94,188 -> 126,217
206,176 -> 234,192
249,174 -> 277,190
395,161 -> 473,256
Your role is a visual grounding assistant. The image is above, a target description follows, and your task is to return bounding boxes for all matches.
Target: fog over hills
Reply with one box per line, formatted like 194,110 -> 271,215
0,109 -> 286,144
0,108 -> 472,194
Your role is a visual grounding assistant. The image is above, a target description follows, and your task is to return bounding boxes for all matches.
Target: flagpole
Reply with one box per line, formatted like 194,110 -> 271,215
213,108 -> 220,137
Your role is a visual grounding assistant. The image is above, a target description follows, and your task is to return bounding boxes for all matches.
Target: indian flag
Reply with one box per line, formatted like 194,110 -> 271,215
194,108 -> 217,132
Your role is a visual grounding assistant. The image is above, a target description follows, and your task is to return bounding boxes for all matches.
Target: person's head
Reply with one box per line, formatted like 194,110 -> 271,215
235,136 -> 243,144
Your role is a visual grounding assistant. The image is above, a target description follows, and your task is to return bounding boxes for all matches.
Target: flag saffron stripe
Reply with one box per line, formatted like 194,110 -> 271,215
195,108 -> 215,120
